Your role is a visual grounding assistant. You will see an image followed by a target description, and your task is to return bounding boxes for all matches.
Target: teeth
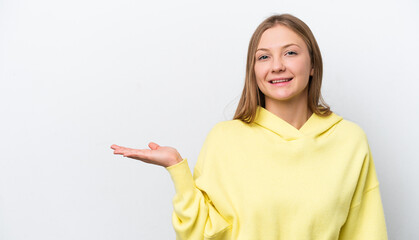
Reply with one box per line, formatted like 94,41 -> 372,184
271,78 -> 291,83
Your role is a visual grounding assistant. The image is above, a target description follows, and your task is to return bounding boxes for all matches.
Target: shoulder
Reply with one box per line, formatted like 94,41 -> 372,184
208,119 -> 248,132
197,120 -> 247,157
337,117 -> 367,136
203,119 -> 250,141
334,115 -> 370,147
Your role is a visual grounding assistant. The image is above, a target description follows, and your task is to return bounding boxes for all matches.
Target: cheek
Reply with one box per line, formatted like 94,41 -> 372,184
254,66 -> 266,90
254,64 -> 268,80
289,60 -> 312,78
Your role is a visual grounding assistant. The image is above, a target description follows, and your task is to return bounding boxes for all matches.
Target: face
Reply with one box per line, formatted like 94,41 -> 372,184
254,24 -> 314,106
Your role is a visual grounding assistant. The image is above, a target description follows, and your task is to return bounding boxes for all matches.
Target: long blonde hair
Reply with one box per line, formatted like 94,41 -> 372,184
233,14 -> 332,123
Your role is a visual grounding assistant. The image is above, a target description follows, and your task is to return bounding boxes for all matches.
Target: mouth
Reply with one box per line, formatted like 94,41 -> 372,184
269,78 -> 293,84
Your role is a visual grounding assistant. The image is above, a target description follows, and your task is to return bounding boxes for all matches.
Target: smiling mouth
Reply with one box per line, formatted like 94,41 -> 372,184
269,78 -> 293,84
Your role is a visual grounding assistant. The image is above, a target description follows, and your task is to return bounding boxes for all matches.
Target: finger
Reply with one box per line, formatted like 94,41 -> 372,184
148,142 -> 160,150
114,145 -> 134,151
124,149 -> 150,160
122,148 -> 136,155
110,144 -> 120,149
113,146 -> 134,155
113,149 -> 125,155
111,144 -> 126,150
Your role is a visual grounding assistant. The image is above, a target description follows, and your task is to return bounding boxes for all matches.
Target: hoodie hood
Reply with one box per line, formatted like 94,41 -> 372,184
253,106 -> 343,141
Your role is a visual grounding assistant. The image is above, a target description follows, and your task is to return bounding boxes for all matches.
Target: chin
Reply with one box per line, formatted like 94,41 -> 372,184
266,91 -> 307,103
269,94 -> 295,101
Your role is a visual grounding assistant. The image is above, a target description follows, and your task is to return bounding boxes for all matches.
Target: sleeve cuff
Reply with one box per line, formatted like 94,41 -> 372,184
165,158 -> 196,194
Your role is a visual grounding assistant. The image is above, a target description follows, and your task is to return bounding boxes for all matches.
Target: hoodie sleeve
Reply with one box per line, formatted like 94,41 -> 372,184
165,124 -> 232,240
339,144 -> 388,240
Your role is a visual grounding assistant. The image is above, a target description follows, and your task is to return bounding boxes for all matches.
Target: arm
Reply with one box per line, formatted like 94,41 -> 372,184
166,159 -> 231,239
165,124 -> 232,240
339,145 -> 388,240
111,124 -> 231,239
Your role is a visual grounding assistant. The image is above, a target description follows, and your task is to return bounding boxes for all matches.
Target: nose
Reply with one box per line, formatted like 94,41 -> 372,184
272,57 -> 285,72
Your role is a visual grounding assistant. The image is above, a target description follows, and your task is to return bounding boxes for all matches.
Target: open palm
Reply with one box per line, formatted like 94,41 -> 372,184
110,142 -> 182,168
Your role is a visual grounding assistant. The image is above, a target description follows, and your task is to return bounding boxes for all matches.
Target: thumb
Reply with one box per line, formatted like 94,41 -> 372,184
148,142 -> 160,150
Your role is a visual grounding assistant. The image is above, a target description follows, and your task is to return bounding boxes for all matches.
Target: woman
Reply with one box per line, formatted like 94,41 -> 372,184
111,14 -> 388,239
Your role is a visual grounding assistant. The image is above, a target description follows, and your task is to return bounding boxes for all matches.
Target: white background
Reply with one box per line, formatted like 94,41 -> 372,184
1,0 -> 418,239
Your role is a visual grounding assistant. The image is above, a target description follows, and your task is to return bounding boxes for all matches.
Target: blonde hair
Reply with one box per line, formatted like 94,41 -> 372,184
233,13 -> 332,123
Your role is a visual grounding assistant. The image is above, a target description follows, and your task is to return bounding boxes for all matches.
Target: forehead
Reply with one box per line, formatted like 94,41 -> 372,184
257,25 -> 306,48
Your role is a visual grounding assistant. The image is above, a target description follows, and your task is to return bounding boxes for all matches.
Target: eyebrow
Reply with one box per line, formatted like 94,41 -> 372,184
256,43 -> 301,52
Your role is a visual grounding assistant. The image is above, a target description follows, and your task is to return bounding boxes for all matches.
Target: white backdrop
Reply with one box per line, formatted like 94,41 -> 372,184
1,0 -> 418,239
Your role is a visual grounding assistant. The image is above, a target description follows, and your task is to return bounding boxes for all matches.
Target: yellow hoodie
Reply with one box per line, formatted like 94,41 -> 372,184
165,106 -> 388,240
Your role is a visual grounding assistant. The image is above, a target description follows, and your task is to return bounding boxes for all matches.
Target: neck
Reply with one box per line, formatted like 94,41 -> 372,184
264,92 -> 312,130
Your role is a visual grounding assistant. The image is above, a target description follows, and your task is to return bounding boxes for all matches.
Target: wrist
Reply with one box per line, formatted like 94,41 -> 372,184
166,154 -> 183,168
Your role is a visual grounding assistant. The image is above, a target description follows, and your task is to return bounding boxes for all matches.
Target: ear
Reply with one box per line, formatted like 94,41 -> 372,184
310,68 -> 314,76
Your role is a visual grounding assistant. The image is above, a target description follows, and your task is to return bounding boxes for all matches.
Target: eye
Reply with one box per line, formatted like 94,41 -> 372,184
286,51 -> 297,56
257,55 -> 268,60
